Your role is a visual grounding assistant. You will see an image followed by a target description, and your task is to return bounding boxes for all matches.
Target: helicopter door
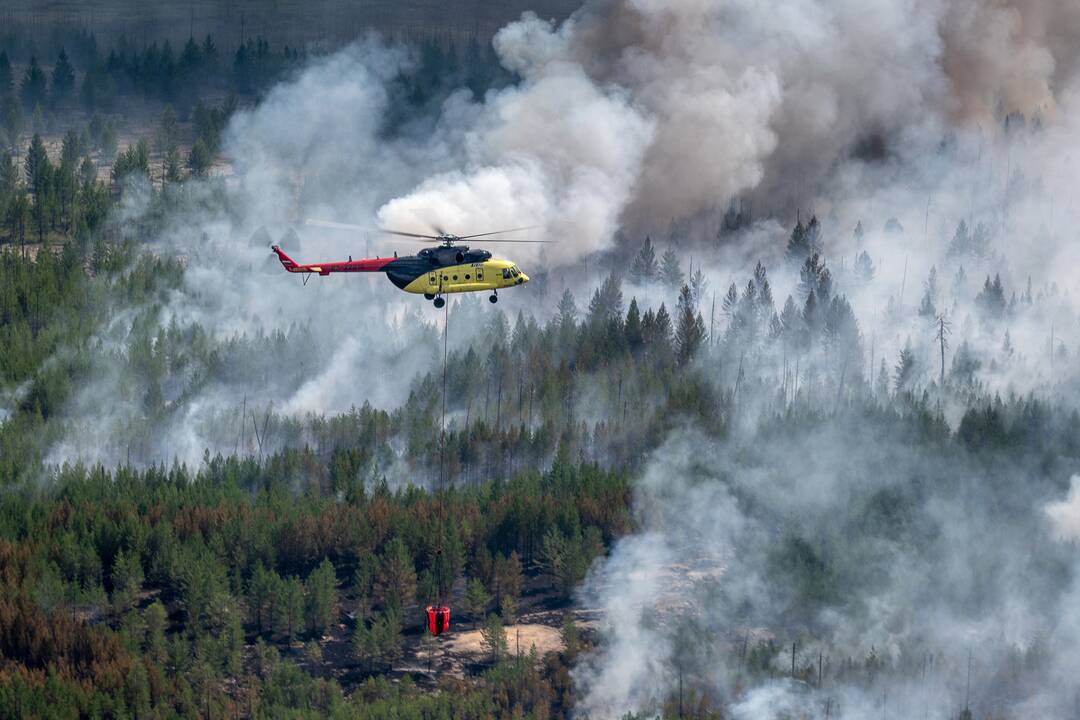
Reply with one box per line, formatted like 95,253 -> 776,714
428,272 -> 437,289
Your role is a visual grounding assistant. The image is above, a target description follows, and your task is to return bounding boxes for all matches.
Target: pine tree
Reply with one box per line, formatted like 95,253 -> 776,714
144,601 -> 168,664
164,147 -> 182,183
188,138 -> 211,176
7,188 -> 29,245
51,49 -> 76,105
947,220 -> 970,257
799,254 -> 831,302
79,156 -> 97,188
100,121 -> 118,160
480,613 -> 508,663
500,594 -> 517,625
0,150 -> 15,197
722,282 -> 739,321
779,295 -> 802,347
464,577 -> 491,628
157,105 -> 179,176
24,133 -> 48,192
249,563 -> 279,636
918,267 -> 938,318
494,552 -> 523,609
376,537 -> 417,614
561,614 -> 580,658
630,236 -> 659,283
2,97 -> 21,151
975,274 -> 1007,321
653,304 -> 673,347
753,262 -> 773,313
934,314 -> 951,386
279,576 -> 305,640
854,250 -> 875,283
804,216 -> 823,254
660,248 -> 683,289
802,290 -> 820,339
675,284 -> 706,365
689,265 -> 708,307
625,298 -> 643,352
786,219 -> 808,263
203,34 -> 218,65
111,549 -> 144,609
20,57 -> 47,110
304,558 -> 337,636
951,340 -> 980,385
557,288 -> 578,328
588,272 -> 624,324
894,340 -> 916,393
0,51 -> 12,99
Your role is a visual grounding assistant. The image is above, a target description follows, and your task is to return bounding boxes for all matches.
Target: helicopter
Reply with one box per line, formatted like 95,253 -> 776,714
271,221 -> 549,308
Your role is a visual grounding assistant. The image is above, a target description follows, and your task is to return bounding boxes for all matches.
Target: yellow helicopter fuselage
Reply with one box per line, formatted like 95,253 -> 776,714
402,259 -> 529,295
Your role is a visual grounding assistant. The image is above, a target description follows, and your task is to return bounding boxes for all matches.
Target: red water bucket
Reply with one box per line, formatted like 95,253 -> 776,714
426,606 -> 450,635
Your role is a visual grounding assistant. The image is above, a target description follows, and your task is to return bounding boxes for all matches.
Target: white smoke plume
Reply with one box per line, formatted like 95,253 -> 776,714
1046,476 -> 1080,543
377,0 -> 1080,261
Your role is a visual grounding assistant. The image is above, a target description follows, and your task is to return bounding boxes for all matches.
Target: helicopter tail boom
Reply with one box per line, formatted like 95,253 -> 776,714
271,245 -> 395,275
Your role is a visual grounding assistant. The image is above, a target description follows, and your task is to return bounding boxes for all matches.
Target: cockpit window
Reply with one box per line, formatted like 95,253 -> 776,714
502,269 -> 511,279
511,267 -> 519,277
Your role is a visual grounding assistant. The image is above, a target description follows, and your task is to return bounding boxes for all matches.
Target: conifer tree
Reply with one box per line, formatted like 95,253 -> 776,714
24,133 -> 48,192
20,57 -> 47,110
51,49 -> 76,105
480,613 -> 508,663
894,340 -> 916,392
305,558 -> 337,636
0,51 -> 12,99
630,236 -> 658,283
675,284 -> 706,365
188,138 -> 211,176
660,248 -> 683,289
557,288 -> 578,328
465,577 -> 491,628
377,537 -> 417,614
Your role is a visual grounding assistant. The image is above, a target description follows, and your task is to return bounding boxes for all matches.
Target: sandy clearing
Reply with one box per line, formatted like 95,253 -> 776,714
444,622 -> 565,658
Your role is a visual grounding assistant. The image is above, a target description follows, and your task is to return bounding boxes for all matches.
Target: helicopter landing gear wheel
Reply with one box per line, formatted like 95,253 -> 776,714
433,296 -> 446,309
489,293 -> 498,304
424,293 -> 435,300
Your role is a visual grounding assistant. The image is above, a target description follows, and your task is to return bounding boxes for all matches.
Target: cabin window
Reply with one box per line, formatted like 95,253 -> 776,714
477,269 -> 483,280
453,275 -> 458,281
465,274 -> 471,280
443,275 -> 449,281
428,273 -> 436,285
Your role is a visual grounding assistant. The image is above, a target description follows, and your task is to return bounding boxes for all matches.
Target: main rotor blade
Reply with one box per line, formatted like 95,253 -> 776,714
305,218 -> 369,232
470,239 -> 558,243
306,219 -> 442,240
379,229 -> 443,240
456,226 -> 540,240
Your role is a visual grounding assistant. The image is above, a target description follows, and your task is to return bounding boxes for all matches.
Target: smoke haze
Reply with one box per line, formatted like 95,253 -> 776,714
33,0 -> 1080,716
